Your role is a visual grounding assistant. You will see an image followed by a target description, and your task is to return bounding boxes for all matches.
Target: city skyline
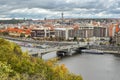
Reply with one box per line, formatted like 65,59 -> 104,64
0,0 -> 120,20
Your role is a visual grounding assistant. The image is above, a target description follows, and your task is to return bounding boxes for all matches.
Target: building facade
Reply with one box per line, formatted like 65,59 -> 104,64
93,27 -> 106,37
31,28 -> 55,39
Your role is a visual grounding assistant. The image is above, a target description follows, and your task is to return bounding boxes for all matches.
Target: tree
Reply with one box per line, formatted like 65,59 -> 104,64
2,32 -> 9,36
50,36 -> 53,41
27,35 -> 31,38
109,37 -> 113,45
79,38 -> 85,42
73,36 -> 77,41
20,33 -> 25,38
0,38 -> 83,80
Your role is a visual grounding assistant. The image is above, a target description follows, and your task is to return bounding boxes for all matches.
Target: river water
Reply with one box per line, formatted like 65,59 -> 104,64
43,52 -> 120,80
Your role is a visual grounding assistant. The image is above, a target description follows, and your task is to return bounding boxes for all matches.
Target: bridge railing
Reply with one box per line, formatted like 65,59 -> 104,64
29,43 -> 87,55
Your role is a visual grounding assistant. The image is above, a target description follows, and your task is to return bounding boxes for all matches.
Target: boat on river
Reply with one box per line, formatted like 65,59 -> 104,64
81,49 -> 104,54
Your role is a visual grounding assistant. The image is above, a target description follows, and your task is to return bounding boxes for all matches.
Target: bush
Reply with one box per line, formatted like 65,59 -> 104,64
79,38 -> 85,42
117,43 -> 120,46
0,31 -> 9,36
20,33 -> 25,38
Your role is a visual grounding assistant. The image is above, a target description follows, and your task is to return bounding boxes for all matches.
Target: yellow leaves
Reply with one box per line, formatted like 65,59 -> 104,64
46,58 -> 69,79
53,64 -> 68,74
60,64 -> 68,73
46,58 -> 58,67
0,61 -> 13,79
22,51 -> 30,59
46,61 -> 53,67
30,57 -> 37,63
47,60 -> 83,80
0,61 -> 12,72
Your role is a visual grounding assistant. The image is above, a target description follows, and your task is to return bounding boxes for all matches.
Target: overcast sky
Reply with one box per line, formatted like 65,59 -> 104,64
0,0 -> 120,19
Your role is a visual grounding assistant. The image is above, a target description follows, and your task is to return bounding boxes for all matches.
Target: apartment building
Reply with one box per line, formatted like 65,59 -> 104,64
31,27 -> 55,39
79,24 -> 94,38
54,23 -> 94,40
93,27 -> 106,37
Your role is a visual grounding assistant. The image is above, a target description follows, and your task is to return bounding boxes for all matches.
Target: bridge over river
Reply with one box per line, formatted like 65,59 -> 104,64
0,36 -> 88,57
28,42 -> 88,58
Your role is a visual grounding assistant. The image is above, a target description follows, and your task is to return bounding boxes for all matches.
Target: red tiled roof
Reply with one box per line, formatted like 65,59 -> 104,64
44,24 -> 54,30
73,24 -> 79,30
0,29 -> 6,32
6,27 -> 31,35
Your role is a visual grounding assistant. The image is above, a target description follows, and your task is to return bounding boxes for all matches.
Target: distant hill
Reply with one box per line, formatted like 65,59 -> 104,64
0,19 -> 24,24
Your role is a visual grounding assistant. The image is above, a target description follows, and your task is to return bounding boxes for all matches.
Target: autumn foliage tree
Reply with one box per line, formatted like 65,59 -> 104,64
0,38 -> 82,80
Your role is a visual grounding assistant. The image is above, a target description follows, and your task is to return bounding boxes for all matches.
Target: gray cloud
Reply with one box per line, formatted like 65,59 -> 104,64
0,0 -> 120,19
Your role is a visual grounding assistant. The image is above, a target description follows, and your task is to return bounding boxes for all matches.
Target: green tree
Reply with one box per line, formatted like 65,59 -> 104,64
20,33 -> 25,38
27,35 -> 31,38
2,32 -> 9,36
109,37 -> 113,45
73,36 -> 77,41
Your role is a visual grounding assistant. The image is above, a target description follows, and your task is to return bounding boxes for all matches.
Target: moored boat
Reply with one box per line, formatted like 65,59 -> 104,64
81,49 -> 104,54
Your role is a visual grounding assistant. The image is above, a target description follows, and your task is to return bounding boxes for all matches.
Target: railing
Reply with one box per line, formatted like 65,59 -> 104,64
89,45 -> 120,54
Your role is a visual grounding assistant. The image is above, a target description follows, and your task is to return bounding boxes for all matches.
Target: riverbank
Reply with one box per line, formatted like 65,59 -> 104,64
103,50 -> 120,54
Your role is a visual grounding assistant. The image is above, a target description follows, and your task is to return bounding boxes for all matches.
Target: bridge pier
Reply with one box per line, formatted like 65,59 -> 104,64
117,47 -> 120,54
37,53 -> 43,59
67,48 -> 74,56
87,43 -> 90,49
56,46 -> 87,57
56,48 -> 76,56
56,50 -> 67,57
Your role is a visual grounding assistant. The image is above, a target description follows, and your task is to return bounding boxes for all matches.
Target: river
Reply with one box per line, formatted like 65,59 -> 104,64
43,52 -> 120,80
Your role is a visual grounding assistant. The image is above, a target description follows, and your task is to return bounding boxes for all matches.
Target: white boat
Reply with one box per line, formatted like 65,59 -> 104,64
68,50 -> 76,56
81,49 -> 103,54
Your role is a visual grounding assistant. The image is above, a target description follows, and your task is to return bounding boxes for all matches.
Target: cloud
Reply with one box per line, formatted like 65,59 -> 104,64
0,0 -> 120,19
